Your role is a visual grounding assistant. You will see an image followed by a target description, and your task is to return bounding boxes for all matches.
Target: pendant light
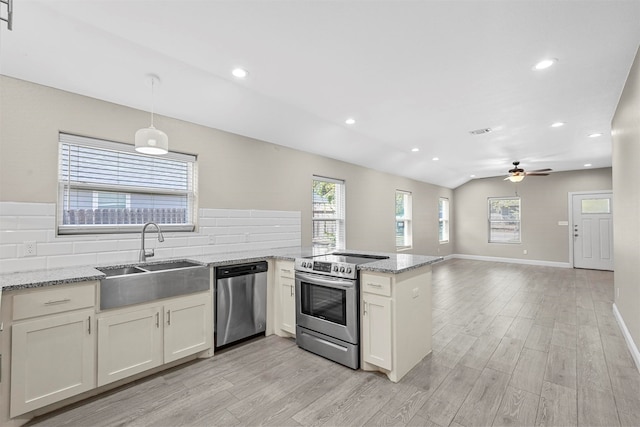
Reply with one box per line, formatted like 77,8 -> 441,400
135,74 -> 168,155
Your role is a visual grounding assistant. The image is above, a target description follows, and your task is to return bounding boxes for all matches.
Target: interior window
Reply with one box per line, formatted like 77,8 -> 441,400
439,197 -> 450,243
58,133 -> 197,235
488,197 -> 521,243
312,176 -> 345,250
396,190 -> 412,250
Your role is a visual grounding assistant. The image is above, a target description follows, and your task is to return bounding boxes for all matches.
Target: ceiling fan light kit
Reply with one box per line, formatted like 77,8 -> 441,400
504,161 -> 552,182
135,74 -> 168,155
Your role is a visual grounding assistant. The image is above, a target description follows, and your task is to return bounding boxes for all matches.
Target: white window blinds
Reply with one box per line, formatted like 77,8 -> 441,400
312,176 -> 346,250
58,133 -> 197,234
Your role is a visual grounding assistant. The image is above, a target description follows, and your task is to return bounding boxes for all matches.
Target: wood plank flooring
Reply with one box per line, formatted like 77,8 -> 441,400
27,259 -> 640,427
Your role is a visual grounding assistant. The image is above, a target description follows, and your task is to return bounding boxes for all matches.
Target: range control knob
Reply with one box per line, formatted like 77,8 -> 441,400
333,265 -> 339,272
339,266 -> 345,273
346,267 -> 352,274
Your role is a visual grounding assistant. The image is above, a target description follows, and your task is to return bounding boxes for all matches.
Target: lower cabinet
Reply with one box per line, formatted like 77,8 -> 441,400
362,292 -> 392,370
276,260 -> 296,336
97,305 -> 163,386
10,308 -> 96,417
97,292 -> 212,386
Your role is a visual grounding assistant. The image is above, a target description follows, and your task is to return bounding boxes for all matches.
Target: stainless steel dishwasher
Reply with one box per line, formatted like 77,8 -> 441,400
215,261 -> 268,348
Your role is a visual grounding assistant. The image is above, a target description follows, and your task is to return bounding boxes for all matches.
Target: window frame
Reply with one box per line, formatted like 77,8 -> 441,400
395,190 -> 413,250
438,197 -> 450,243
488,196 -> 521,244
57,133 -> 197,235
312,175 -> 346,250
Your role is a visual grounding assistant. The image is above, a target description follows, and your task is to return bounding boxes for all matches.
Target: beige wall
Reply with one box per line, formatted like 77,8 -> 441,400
0,76 -> 452,256
612,46 -> 640,355
453,168 -> 612,264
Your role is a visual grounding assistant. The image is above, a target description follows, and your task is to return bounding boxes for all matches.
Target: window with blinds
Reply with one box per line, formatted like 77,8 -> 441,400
312,176 -> 345,250
58,133 -> 197,235
396,190 -> 412,250
488,197 -> 521,243
439,197 -> 450,243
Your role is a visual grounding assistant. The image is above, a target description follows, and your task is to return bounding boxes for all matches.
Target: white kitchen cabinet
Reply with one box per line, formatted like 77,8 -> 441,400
360,266 -> 432,382
10,283 -> 97,417
362,292 -> 392,370
164,293 -> 212,363
275,260 -> 296,336
97,305 -> 163,386
97,292 -> 212,386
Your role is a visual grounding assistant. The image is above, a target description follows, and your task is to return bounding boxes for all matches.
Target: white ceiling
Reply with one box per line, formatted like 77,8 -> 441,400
1,1 -> 639,188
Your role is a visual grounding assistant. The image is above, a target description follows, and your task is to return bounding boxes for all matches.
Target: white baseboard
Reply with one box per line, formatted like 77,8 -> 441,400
613,303 -> 640,373
450,254 -> 571,268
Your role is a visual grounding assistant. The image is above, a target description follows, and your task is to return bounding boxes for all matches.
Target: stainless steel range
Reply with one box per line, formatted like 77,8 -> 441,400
294,252 -> 389,369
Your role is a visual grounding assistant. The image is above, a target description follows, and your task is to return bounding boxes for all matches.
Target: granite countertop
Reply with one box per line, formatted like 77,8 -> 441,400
0,247 -> 443,291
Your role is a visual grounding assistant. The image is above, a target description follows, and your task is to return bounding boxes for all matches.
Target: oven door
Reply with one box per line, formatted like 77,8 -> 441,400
295,271 -> 358,344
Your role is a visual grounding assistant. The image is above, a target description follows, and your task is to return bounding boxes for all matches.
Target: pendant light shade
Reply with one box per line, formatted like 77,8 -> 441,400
135,74 -> 168,155
135,126 -> 168,155
507,174 -> 525,183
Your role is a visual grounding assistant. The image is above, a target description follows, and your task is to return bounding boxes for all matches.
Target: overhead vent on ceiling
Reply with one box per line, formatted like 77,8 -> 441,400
469,128 -> 492,135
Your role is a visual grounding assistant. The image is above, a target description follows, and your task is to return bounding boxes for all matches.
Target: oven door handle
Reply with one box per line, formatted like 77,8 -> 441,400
295,272 -> 356,289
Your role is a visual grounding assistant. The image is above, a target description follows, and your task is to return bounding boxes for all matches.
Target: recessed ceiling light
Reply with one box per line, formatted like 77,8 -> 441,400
588,133 -> 603,138
432,157 -> 439,161
533,58 -> 558,70
345,118 -> 356,125
470,174 -> 476,178
551,122 -> 565,128
232,68 -> 248,79
584,163 -> 592,167
411,148 -> 420,152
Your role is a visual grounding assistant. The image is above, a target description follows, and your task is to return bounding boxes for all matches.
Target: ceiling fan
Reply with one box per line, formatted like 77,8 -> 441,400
504,161 -> 552,182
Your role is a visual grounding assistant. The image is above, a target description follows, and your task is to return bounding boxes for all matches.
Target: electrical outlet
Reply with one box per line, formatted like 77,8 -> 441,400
24,241 -> 37,257
523,249 -> 528,255
412,287 -> 419,298
616,288 -> 620,299
208,235 -> 215,245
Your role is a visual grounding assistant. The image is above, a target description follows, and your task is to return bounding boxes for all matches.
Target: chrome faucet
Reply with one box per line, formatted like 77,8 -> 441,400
139,222 -> 164,262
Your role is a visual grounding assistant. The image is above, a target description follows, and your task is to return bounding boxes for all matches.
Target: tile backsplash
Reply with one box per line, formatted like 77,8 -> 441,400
0,202 -> 301,273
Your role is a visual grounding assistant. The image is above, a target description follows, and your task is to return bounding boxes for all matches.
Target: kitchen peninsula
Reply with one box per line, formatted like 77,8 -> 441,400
0,248 -> 441,426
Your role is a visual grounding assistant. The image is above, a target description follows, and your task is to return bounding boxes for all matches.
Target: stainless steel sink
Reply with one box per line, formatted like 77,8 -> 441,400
97,261 -> 210,310
139,260 -> 203,271
99,266 -> 147,277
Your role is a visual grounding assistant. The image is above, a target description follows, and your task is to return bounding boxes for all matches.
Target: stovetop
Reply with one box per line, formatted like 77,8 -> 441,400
294,252 -> 389,280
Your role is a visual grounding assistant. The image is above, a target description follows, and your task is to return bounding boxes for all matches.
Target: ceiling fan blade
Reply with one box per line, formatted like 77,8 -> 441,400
528,168 -> 552,173
525,173 -> 550,176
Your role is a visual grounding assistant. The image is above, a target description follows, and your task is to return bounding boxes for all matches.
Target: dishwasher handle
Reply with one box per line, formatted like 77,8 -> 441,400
216,261 -> 268,279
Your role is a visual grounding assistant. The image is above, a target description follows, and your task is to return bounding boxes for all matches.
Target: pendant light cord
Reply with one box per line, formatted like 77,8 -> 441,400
150,77 -> 155,128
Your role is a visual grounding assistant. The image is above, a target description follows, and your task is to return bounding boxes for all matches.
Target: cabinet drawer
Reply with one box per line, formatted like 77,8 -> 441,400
278,264 -> 294,279
13,283 -> 96,320
362,275 -> 391,297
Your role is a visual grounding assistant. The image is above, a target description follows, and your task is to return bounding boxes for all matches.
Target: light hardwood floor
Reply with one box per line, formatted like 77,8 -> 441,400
27,259 -> 640,427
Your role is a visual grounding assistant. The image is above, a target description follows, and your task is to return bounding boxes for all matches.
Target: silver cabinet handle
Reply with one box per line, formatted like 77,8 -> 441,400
88,316 -> 91,334
167,310 -> 171,325
363,301 -> 368,315
44,298 -> 71,305
290,285 -> 294,297
367,283 -> 383,288
156,312 -> 160,328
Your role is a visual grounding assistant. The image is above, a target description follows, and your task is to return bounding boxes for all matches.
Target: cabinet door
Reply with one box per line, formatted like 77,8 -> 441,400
280,276 -> 296,335
164,293 -> 212,363
362,293 -> 392,370
11,309 -> 95,417
97,305 -> 163,386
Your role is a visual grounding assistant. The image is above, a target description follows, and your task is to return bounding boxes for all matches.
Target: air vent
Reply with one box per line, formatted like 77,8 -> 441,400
469,128 -> 492,135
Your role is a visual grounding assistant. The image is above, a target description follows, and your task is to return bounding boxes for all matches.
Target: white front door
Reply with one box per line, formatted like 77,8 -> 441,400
571,192 -> 614,270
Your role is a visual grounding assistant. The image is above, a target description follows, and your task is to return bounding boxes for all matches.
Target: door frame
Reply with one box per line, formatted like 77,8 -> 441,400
567,190 -> 613,269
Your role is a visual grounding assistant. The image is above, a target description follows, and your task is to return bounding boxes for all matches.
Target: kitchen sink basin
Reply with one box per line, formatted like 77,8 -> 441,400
98,261 -> 210,310
98,266 -> 147,277
139,260 -> 203,271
